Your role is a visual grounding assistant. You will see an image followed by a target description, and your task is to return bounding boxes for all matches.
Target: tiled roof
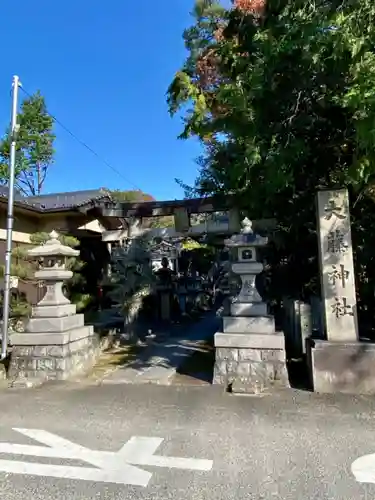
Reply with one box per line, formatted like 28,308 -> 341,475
0,187 -> 113,212
25,188 -> 112,210
0,186 -> 24,202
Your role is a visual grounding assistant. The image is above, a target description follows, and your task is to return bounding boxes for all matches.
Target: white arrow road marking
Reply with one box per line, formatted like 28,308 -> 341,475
119,436 -> 165,460
352,453 -> 375,483
0,428 -> 213,486
120,436 -> 213,470
10,428 -> 150,485
0,459 -> 146,485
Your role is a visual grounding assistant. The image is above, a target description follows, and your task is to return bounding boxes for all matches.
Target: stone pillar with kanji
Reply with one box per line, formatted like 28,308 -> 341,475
213,218 -> 289,393
308,189 -> 375,394
318,190 -> 358,341
8,231 -> 100,387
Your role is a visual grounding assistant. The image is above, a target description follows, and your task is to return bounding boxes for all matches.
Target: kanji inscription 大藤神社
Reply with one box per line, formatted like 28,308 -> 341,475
316,189 -> 358,341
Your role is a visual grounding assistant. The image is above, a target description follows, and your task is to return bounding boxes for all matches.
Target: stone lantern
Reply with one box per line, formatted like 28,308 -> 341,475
29,231 -> 79,315
9,231 -> 98,387
226,218 -> 268,317
213,218 -> 288,393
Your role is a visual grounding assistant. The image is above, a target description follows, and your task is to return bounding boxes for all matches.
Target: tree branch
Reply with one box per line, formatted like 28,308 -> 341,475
18,170 -> 36,196
39,165 -> 48,193
15,184 -> 30,196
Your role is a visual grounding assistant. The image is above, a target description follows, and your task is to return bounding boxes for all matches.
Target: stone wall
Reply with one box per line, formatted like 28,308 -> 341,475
307,339 -> 375,394
8,332 -> 100,385
213,341 -> 288,392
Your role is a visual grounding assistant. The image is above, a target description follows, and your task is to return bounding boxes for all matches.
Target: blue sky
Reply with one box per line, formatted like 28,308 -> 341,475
0,1 -> 203,200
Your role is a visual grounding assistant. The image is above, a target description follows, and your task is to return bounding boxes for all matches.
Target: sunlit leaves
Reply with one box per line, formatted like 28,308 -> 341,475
169,0 -> 375,210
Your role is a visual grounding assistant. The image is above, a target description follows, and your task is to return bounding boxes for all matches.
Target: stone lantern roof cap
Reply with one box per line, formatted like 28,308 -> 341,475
224,218 -> 268,247
27,231 -> 80,258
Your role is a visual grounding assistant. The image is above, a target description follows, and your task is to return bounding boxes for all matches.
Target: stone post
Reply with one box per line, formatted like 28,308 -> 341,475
8,231 -> 99,387
174,208 -> 190,233
106,242 -> 112,277
213,218 -> 288,393
317,189 -> 358,341
159,287 -> 172,322
228,208 -> 241,233
308,188 -> 375,394
127,217 -> 142,238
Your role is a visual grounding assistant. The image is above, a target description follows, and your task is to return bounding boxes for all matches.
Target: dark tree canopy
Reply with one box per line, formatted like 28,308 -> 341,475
168,0 -> 375,331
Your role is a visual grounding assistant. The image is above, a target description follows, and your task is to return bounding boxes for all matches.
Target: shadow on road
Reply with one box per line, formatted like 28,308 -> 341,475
174,336 -> 215,384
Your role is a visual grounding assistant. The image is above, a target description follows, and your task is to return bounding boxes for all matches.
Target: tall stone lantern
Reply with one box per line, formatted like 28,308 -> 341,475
9,231 -> 98,387
29,231 -> 79,316
228,218 -> 268,317
213,218 -> 288,393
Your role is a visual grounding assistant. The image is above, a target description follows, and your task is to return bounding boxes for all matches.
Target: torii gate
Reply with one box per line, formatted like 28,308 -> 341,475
83,196 -> 276,246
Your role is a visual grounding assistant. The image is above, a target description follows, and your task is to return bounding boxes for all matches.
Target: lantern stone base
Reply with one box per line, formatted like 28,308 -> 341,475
223,316 -> 276,334
213,332 -> 289,393
230,302 -> 268,317
8,326 -> 100,387
26,314 -> 84,333
307,339 -> 375,394
32,303 -> 77,318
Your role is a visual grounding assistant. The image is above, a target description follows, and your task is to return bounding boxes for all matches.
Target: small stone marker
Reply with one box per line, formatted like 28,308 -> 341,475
316,189 -> 358,342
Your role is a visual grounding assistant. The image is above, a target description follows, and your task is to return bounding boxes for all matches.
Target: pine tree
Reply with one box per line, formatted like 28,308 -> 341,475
105,236 -> 155,340
0,91 -> 55,195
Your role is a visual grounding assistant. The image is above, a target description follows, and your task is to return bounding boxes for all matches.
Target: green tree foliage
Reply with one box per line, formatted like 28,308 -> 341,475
180,239 -> 216,276
147,216 -> 175,229
105,237 -> 155,336
110,190 -> 155,202
0,91 -> 55,196
169,0 -> 375,203
168,0 -> 375,330
181,238 -> 205,251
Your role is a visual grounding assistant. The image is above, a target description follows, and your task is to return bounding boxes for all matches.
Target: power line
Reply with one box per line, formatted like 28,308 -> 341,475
19,86 -> 144,192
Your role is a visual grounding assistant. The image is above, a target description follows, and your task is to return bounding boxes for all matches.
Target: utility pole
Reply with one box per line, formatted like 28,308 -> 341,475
1,75 -> 21,360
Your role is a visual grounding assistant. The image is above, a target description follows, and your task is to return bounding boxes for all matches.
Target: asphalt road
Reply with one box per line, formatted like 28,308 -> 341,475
0,383 -> 374,499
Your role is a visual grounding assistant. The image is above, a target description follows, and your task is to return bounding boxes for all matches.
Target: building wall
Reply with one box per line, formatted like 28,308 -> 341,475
0,209 -> 94,306
0,239 -> 42,305
37,214 -> 69,233
0,207 -> 110,307
0,210 -> 40,304
0,210 -> 39,244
